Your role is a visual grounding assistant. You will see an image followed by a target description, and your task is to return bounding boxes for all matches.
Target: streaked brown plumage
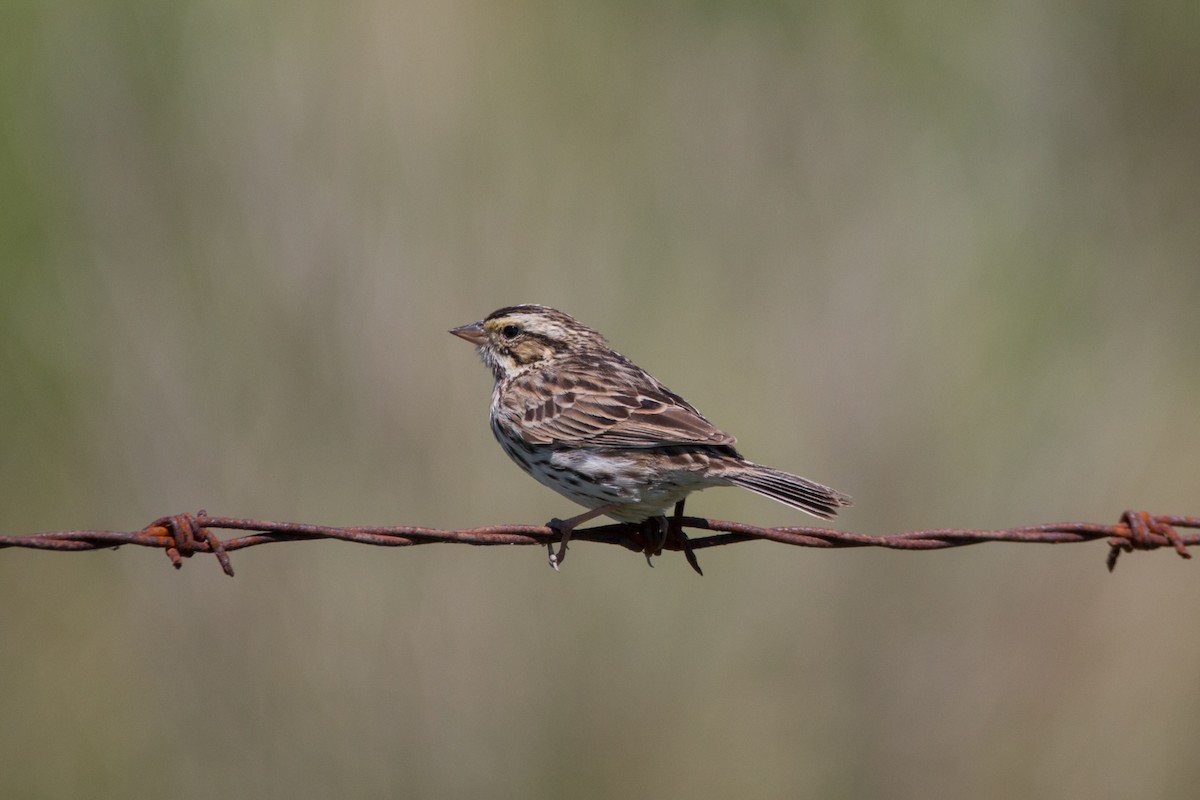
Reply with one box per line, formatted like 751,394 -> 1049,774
451,305 -> 850,568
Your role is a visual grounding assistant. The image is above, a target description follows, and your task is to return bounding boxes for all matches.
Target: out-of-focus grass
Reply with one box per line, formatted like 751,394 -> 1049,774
2,2 -> 1199,798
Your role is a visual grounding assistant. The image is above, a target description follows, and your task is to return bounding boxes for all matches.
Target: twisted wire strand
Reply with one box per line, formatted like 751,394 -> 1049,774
2,510 -> 1194,576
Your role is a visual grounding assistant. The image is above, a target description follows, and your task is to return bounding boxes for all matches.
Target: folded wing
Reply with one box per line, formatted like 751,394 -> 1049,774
499,359 -> 736,449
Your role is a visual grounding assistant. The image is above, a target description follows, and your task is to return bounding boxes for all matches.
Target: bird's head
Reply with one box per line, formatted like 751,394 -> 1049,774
450,305 -> 607,381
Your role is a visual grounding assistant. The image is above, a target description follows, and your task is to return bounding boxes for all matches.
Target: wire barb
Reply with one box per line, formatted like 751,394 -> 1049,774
1,510 -> 1197,575
1106,510 -> 1192,572
149,510 -> 235,577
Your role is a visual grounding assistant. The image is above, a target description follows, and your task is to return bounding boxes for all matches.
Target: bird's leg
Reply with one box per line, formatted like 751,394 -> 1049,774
545,503 -> 618,570
672,499 -> 686,529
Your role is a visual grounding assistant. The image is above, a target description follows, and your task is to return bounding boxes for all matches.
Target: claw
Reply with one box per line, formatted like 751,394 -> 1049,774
639,515 -> 669,567
672,499 -> 703,576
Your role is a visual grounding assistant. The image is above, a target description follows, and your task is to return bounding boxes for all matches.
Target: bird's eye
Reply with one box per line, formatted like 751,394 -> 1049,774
501,324 -> 520,339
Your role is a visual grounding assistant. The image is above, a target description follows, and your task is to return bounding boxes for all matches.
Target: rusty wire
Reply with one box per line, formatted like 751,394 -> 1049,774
0,508 -> 1195,577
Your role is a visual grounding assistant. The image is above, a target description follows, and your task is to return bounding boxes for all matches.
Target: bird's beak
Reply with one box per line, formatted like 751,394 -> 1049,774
449,321 -> 487,346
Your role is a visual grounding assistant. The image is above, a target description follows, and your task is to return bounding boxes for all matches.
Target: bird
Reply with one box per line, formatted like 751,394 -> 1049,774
450,304 -> 850,569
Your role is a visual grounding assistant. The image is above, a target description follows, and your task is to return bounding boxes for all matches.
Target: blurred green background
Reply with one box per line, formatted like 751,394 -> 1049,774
2,1 -> 1199,797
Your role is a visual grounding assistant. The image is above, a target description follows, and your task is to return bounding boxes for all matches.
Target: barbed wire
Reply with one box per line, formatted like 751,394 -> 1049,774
1,508 -> 1195,576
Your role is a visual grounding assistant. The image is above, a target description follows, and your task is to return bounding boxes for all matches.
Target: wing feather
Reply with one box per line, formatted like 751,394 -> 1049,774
498,357 -> 736,448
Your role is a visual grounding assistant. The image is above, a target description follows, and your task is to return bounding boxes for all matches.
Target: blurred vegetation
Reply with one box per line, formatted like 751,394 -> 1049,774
2,1 -> 1198,798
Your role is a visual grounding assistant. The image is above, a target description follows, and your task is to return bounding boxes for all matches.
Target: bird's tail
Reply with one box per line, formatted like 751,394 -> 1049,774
723,463 -> 852,520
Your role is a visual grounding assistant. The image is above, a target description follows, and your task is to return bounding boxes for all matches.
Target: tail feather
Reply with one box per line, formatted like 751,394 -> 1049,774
724,464 -> 851,520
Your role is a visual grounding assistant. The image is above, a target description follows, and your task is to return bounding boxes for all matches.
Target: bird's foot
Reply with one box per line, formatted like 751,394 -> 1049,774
641,515 -> 669,567
542,503 -> 619,571
546,517 -> 572,570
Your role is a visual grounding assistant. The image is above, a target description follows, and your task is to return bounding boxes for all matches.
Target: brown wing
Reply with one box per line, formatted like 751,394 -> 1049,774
498,357 -> 736,449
